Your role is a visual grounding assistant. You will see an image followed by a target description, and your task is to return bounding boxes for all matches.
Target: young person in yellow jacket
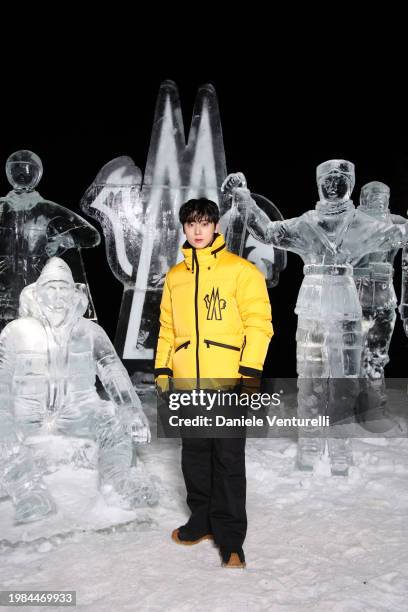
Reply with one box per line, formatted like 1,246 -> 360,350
155,198 -> 273,568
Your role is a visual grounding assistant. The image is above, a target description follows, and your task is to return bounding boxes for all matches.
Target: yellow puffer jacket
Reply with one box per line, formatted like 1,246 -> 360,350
154,233 -> 273,382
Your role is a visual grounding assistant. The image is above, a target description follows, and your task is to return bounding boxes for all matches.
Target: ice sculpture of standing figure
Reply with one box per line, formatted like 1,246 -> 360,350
0,257 -> 156,524
353,182 -> 406,421
399,212 -> 408,340
0,150 -> 100,332
224,162 -> 408,474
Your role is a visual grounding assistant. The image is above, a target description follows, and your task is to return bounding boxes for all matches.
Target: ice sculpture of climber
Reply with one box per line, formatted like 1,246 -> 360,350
223,163 -> 408,475
354,182 -> 406,424
0,150 -> 100,332
0,257 -> 157,524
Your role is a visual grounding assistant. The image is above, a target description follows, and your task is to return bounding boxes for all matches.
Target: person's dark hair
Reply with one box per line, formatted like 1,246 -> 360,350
179,198 -> 220,225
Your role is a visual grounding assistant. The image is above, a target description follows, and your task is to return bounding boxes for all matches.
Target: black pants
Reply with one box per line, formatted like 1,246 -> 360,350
181,437 -> 247,551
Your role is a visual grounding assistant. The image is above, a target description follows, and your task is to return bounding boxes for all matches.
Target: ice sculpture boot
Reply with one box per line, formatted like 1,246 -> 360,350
328,439 -> 353,476
14,484 -> 56,524
101,468 -> 159,510
296,438 -> 324,472
1,445 -> 57,524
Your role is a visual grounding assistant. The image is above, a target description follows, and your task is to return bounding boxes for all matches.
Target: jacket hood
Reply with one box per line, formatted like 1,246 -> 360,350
181,233 -> 227,273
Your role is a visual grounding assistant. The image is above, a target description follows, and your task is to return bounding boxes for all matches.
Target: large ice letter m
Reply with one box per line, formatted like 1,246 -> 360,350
81,81 -> 227,364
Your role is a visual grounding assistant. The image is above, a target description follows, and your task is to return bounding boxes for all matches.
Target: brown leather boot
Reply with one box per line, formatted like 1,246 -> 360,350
171,528 -> 213,546
220,548 -> 246,568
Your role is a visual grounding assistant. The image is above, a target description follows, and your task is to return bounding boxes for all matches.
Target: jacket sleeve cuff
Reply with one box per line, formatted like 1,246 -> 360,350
154,367 -> 173,377
238,365 -> 262,378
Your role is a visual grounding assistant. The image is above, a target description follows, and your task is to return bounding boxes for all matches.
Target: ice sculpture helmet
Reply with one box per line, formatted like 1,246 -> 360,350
316,159 -> 355,204
359,181 -> 390,212
35,258 -> 75,313
6,150 -> 43,193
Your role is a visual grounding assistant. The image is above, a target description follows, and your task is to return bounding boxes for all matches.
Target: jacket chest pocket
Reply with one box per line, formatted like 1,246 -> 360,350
203,339 -> 240,351
175,340 -> 191,353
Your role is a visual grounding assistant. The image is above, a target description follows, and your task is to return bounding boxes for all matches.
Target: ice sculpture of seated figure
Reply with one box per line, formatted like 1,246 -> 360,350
0,258 -> 156,524
223,162 -> 408,475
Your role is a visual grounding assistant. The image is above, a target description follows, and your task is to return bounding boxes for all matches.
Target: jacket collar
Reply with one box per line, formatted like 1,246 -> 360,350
181,233 -> 227,272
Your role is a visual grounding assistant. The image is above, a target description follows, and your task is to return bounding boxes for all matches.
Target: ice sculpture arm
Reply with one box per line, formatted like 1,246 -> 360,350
154,275 -> 174,381
365,221 -> 408,254
45,205 -> 100,257
391,214 -> 407,225
232,187 -> 308,254
236,262 -> 273,378
400,246 -> 408,335
93,325 -> 151,443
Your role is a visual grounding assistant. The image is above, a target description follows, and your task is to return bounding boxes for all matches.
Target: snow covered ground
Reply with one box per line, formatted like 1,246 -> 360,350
1,389 -> 408,611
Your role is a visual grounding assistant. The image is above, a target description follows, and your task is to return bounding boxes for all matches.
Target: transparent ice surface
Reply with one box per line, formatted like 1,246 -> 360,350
0,150 -> 100,331
0,258 -> 156,524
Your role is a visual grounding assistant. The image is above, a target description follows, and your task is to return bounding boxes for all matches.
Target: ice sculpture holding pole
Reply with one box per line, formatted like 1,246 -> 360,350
0,150 -> 100,331
224,162 -> 408,475
0,257 -> 156,524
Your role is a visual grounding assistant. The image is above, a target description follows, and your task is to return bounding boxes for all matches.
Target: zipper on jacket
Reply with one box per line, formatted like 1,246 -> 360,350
175,340 -> 191,353
240,335 -> 247,361
193,248 -> 200,387
204,339 -> 240,351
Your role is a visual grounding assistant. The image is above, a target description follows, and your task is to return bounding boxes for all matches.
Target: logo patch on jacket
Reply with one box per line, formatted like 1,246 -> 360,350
204,288 -> 226,320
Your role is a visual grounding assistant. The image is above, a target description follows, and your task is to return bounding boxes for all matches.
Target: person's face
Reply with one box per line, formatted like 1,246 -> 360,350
318,172 -> 352,203
183,218 -> 219,249
37,281 -> 74,313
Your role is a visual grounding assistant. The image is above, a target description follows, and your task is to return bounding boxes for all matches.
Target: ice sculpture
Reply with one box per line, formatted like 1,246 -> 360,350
80,81 -> 285,368
352,182 -> 406,422
400,214 -> 408,337
225,162 -> 408,474
0,150 -> 100,332
0,258 -> 156,524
